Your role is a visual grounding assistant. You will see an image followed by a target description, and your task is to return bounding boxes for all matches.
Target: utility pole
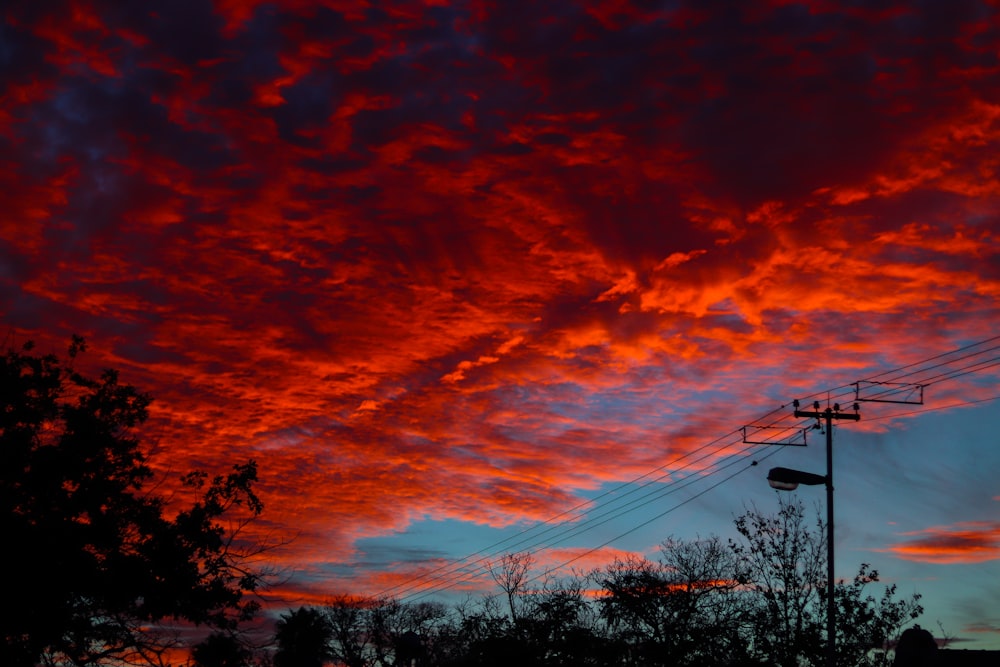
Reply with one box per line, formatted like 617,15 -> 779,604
792,400 -> 860,667
755,381 -> 922,666
751,382 -> 925,665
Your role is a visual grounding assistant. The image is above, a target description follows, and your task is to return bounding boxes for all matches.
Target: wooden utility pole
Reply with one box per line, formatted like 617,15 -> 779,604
792,400 -> 860,667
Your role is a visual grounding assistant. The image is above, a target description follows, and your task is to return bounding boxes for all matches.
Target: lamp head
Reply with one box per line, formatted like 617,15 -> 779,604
767,466 -> 827,489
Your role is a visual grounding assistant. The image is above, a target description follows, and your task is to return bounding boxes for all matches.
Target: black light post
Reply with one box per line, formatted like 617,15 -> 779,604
768,401 -> 860,667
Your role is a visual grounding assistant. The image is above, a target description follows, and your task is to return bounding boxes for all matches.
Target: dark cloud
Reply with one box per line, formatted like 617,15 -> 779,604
104,0 -> 225,66
2,0 -> 999,635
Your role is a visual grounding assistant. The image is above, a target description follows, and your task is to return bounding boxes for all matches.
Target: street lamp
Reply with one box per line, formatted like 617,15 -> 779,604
767,466 -> 827,490
767,400 -> 860,667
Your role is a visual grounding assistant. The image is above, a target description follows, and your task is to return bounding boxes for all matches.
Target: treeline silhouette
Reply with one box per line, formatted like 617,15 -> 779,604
260,500 -> 924,667
2,339 -> 930,667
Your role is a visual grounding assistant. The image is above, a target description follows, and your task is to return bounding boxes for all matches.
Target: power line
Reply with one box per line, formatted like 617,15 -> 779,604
387,433 -> 753,602
383,339 -> 1000,601
401,442 -> 784,604
525,445 -> 785,587
371,429 -> 746,601
866,335 -> 1000,383
368,335 -> 1000,603
862,393 -> 1000,422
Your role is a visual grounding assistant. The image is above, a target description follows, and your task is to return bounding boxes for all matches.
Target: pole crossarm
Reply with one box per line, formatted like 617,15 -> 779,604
854,380 -> 925,405
794,408 -> 861,421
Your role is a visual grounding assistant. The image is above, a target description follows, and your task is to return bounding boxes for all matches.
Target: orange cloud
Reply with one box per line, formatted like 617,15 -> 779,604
3,0 -> 1000,626
882,522 -> 1000,564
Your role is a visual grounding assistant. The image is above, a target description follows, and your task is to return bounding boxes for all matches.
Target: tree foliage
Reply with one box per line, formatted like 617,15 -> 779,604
835,565 -> 923,667
269,499 -> 925,667
190,632 -> 253,667
595,537 -> 755,667
274,607 -> 333,667
486,551 -> 533,623
0,338 -> 265,666
731,499 -> 828,667
731,498 -> 922,667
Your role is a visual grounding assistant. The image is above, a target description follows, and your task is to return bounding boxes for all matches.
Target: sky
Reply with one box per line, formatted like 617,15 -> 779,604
2,0 -> 1000,651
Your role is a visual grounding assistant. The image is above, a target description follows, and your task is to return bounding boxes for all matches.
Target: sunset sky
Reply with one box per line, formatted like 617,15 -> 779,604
2,0 -> 999,650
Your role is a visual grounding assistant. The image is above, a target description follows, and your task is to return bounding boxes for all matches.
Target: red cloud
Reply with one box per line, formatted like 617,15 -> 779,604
882,522 -> 1000,564
3,0 -> 1000,618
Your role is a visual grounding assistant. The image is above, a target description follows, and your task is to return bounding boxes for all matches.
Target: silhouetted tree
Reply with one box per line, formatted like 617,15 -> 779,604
375,599 -> 448,667
308,596 -> 452,667
731,498 -> 827,667
191,632 -> 252,667
836,565 -> 923,667
596,553 -> 675,664
366,597 -> 411,666
731,498 -> 924,667
274,607 -> 333,667
0,338 -> 266,666
661,535 -> 753,665
441,595 -> 523,667
323,595 -> 372,667
595,537 -> 750,667
519,575 -> 603,666
393,630 -> 423,667
487,552 -> 534,623
261,502 -> 926,666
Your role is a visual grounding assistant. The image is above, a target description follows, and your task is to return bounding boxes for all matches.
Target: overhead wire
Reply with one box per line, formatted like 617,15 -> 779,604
386,339 -> 1000,602
862,335 -> 1000,383
370,335 -> 1000,604
856,340 -> 1000,397
401,438 -> 777,604
913,355 -> 1000,386
377,377 -> 880,601
777,341 -> 1000,407
859,393 -> 1000,423
392,421 -> 811,602
372,428 -> 739,600
526,444 -> 787,586
380,430 -> 748,601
